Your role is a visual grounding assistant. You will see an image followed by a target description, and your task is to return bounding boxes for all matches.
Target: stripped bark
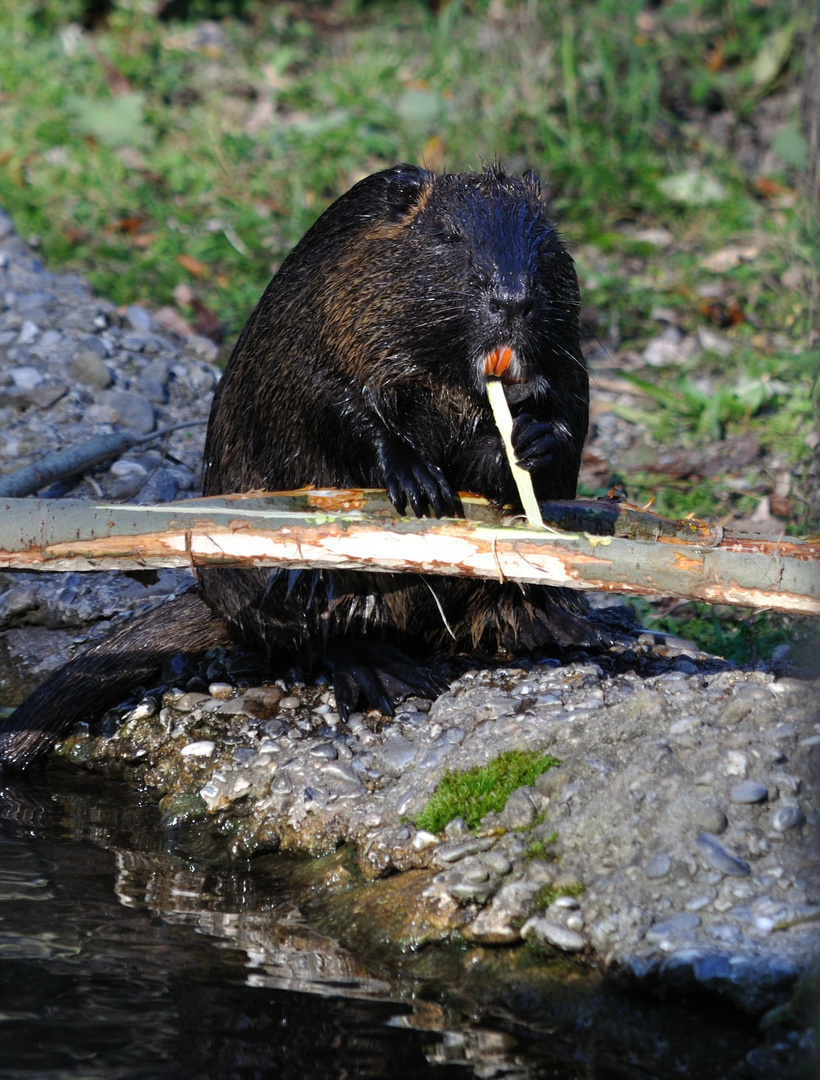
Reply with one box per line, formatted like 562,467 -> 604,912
1,490 -> 817,615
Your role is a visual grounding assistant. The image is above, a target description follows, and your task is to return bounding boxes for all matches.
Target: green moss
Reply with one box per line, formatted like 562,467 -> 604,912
415,750 -> 561,834
524,833 -> 559,861
533,880 -> 584,911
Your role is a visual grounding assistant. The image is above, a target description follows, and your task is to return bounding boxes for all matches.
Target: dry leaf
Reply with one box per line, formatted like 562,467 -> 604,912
176,254 -> 211,279
700,245 -> 760,273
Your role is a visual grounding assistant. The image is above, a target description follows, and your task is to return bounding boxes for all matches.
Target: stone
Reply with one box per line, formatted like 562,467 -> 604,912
771,805 -> 805,832
309,743 -> 337,761
645,912 -> 701,946
521,917 -> 587,952
68,349 -> 111,388
208,682 -> 234,699
124,304 -> 153,333
94,389 -> 155,434
696,833 -> 751,877
696,805 -> 728,834
644,854 -> 672,879
498,785 -> 540,829
433,837 -> 496,865
9,364 -> 43,389
173,692 -> 211,712
730,781 -> 768,804
180,740 -> 215,757
373,734 -> 418,777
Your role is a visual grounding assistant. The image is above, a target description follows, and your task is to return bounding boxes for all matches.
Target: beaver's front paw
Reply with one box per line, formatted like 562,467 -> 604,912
511,412 -> 563,475
377,438 -> 454,518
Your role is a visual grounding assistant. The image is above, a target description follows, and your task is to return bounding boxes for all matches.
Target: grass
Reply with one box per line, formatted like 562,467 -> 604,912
415,749 -> 560,834
0,0 -> 816,656
629,597 -> 815,670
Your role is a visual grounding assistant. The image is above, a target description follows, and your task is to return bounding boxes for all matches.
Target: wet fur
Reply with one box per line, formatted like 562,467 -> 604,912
201,165 -> 590,665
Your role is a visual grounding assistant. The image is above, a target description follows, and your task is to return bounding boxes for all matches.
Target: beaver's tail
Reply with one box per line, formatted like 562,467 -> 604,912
0,589 -> 227,771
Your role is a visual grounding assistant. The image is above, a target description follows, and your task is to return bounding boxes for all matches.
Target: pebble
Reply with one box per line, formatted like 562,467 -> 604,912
444,818 -> 470,841
460,858 -> 490,884
321,761 -> 361,786
279,696 -> 301,710
180,740 -> 215,757
433,837 -> 496,865
208,682 -> 234,699
730,781 -> 768,804
69,349 -> 112,388
645,912 -> 701,946
125,304 -> 153,333
308,743 -> 337,761
521,918 -> 587,953
644,854 -> 672,879
482,852 -> 512,877
696,833 -> 751,877
9,364 -> 43,388
771,805 -> 805,832
696,806 -> 728,834
373,735 -> 418,777
124,698 -> 159,722
94,389 -> 156,434
173,692 -> 211,712
412,831 -> 438,851
550,894 -> 579,910
685,892 -> 715,912
722,751 -> 748,777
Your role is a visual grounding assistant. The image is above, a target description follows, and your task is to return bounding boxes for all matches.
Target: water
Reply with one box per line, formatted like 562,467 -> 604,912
0,768 -> 759,1079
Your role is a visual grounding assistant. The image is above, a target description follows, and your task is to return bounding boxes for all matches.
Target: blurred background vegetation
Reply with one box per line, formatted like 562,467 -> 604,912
0,0 -> 817,665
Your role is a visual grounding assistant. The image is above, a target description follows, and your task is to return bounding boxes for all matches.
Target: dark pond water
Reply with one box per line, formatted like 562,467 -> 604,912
0,767 -> 761,1080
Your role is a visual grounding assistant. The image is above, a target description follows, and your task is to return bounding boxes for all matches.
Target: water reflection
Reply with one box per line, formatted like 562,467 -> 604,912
0,769 -> 757,1079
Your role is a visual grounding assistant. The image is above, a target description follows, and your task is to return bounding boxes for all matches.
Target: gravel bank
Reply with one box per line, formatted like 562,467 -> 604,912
0,210 -> 817,1042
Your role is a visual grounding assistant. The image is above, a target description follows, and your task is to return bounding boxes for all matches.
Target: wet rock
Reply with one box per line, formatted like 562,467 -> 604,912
180,740 -> 215,758
373,733 -> 418,777
522,917 -> 587,952
433,837 -> 497,866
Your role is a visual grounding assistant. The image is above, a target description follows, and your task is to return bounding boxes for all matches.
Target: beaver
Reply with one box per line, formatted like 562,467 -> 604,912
0,163 -> 597,770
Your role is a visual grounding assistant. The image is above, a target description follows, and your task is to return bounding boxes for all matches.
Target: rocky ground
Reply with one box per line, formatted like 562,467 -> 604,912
0,208 -> 818,1073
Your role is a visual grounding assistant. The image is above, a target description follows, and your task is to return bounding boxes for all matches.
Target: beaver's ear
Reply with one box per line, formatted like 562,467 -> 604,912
380,164 -> 432,221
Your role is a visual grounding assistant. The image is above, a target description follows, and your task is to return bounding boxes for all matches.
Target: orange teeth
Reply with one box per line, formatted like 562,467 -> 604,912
484,345 -> 514,378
